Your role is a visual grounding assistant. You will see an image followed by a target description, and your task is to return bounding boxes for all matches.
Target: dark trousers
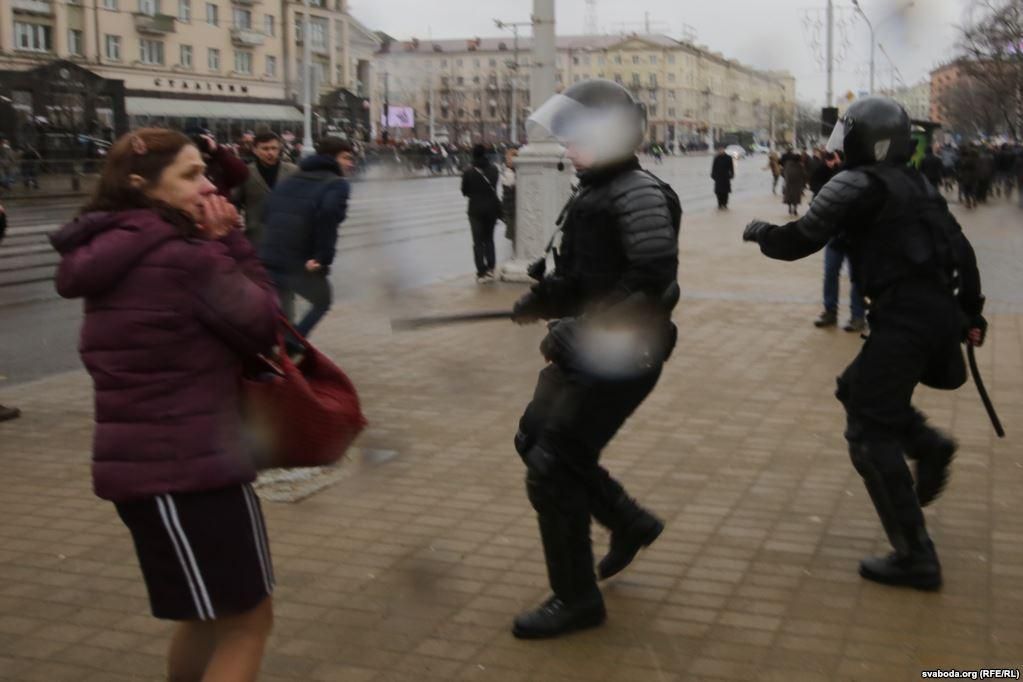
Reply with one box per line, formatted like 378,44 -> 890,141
715,191 -> 729,208
516,363 -> 662,602
269,269 -> 333,339
469,212 -> 498,277
836,283 -> 965,553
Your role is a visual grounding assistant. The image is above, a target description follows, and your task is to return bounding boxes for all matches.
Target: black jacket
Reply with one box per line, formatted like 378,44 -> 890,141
259,154 -> 350,273
461,161 -> 500,216
711,153 -> 735,193
920,154 -> 944,187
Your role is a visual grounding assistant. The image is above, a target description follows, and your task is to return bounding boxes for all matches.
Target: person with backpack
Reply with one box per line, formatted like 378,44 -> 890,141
461,144 -> 501,282
509,79 -> 681,639
743,97 -> 987,591
259,138 -> 354,341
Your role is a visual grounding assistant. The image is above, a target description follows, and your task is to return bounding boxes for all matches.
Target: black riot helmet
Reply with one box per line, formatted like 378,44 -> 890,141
826,96 -> 912,168
527,79 -> 647,167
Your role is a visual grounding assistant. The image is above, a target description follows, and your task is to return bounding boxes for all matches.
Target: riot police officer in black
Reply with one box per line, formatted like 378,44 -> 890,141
510,79 -> 681,638
743,97 -> 987,591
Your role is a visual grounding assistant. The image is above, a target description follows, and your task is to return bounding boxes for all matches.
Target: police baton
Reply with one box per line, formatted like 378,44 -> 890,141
390,310 -> 512,332
966,343 -> 1005,438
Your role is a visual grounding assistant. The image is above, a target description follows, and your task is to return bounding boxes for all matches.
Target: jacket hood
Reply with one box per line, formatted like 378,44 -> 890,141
50,209 -> 183,298
299,154 -> 342,175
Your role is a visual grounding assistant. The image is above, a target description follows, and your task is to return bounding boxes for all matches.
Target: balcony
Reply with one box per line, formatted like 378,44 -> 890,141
231,28 -> 265,46
232,0 -> 259,4
134,13 -> 176,34
11,0 -> 54,15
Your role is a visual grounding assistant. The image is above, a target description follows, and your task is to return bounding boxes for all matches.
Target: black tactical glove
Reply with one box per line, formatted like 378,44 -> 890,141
743,220 -> 771,243
512,289 -> 545,325
539,318 -> 580,365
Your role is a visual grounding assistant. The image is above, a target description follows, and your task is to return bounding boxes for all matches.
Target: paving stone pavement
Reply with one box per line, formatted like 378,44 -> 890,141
1,188 -> 1021,681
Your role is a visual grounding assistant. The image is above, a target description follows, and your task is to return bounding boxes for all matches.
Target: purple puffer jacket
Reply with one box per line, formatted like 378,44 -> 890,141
50,209 -> 279,502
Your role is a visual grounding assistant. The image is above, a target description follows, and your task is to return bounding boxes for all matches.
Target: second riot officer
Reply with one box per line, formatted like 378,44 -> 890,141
510,79 -> 682,638
742,97 -> 987,591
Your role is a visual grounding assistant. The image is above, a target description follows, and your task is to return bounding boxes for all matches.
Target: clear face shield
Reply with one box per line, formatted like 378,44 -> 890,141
825,119 -> 847,156
526,94 -> 644,167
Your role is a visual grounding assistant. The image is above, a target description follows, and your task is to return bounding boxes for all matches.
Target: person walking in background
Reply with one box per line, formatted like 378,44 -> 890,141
461,144 -> 501,282
0,202 -> 20,422
711,146 -> 735,209
920,146 -> 944,190
781,147 -> 806,216
958,145 -> 979,209
765,151 -> 782,194
0,138 -> 16,190
501,147 -> 518,242
49,128 -> 280,681
260,137 -> 353,341
234,131 -> 297,247
976,146 -> 995,204
1014,146 -> 1023,209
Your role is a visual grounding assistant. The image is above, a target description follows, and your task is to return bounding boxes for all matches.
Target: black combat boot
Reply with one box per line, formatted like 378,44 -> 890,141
597,511 -> 664,580
904,418 -> 958,507
512,591 -> 606,640
859,526 -> 942,591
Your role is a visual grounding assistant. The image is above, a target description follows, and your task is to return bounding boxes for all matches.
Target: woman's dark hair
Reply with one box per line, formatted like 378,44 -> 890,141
80,128 -> 198,234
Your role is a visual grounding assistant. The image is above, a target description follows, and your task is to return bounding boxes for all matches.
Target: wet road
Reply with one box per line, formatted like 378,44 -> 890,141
0,153 -> 770,385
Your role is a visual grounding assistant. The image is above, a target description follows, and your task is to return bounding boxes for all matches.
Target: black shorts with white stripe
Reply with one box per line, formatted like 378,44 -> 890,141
115,483 -> 274,621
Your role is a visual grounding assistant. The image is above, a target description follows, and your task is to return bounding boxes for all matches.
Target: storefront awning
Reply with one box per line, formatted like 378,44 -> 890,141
125,97 -> 304,122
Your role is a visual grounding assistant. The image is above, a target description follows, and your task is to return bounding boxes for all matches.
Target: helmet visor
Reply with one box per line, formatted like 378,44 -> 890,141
527,93 -> 643,164
825,119 -> 846,155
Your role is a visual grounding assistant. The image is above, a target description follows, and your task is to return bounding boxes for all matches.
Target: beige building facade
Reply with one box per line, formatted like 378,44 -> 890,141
0,0 -> 377,145
372,33 -> 796,146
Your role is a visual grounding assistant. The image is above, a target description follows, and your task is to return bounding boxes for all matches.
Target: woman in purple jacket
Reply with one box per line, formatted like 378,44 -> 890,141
51,128 -> 280,681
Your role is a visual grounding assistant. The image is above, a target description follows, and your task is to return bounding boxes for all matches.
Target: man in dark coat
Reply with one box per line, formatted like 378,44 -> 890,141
711,147 -> 735,209
744,97 -> 987,592
461,144 -> 501,281
920,146 -> 945,190
259,138 -> 354,339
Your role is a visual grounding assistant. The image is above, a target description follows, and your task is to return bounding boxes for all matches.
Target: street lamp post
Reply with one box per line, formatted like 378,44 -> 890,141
495,18 -> 530,144
852,0 -> 914,96
301,0 -> 314,157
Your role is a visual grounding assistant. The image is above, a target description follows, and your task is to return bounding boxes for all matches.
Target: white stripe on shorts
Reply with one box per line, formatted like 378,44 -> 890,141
156,495 -> 210,621
163,495 -> 216,620
242,485 -> 274,591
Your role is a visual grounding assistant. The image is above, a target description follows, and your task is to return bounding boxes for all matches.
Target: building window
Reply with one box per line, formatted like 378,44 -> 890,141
14,22 -> 52,52
614,54 -> 621,64
473,59 -> 480,67
649,104 -> 657,116
102,0 -> 117,8
614,73 -> 622,84
234,50 -> 252,74
650,55 -> 658,64
308,18 -> 327,50
179,0 -> 190,21
68,29 -> 84,56
138,0 -> 159,15
489,58 -> 496,67
632,73 -> 640,86
456,76 -> 464,86
668,54 -> 676,64
140,38 -> 164,64
232,7 -> 251,29
668,72 -> 675,83
180,44 -> 192,68
649,74 -> 657,87
208,47 -> 220,70
263,14 -> 274,36
205,2 -> 218,25
668,90 -> 676,100
489,106 -> 496,117
668,107 -> 676,117
105,34 -> 121,60
265,55 -> 277,77
632,55 -> 639,64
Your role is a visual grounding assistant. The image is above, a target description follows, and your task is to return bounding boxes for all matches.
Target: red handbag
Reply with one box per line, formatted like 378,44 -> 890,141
243,318 -> 367,469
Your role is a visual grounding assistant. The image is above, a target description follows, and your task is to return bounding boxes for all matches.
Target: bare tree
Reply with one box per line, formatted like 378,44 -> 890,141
937,74 -> 1006,138
957,0 -> 1023,139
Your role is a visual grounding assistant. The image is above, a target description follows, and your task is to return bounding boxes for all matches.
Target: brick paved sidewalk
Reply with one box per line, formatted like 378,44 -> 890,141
1,190 -> 1020,681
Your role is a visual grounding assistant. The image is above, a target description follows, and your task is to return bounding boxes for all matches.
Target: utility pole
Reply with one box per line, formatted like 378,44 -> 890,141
495,18 -> 530,144
301,0 -> 314,156
383,71 -> 390,143
826,0 -> 834,107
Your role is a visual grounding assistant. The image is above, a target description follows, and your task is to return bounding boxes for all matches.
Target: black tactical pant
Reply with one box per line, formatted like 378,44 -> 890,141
515,363 -> 662,603
837,281 -> 965,553
468,211 -> 498,277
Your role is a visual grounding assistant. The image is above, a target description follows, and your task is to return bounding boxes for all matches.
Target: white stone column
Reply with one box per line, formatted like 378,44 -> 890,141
500,0 -> 573,282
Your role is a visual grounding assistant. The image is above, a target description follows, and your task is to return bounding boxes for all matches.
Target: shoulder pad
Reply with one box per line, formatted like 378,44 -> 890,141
798,169 -> 877,242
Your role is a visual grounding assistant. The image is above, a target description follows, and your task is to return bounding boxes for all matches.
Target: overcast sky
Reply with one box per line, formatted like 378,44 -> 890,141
349,0 -> 974,106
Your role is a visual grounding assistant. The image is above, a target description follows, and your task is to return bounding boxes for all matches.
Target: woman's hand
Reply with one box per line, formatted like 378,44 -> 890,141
196,195 -> 241,240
